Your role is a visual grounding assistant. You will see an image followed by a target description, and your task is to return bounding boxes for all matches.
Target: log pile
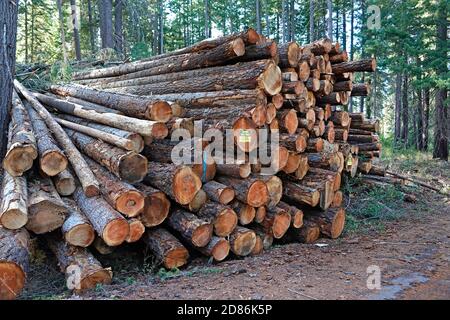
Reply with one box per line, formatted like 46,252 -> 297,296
1,28 -> 379,299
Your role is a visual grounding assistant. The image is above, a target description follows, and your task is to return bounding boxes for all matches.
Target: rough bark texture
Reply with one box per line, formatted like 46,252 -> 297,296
3,91 -> 37,176
203,180 -> 235,204
0,227 -> 29,300
282,178 -> 320,207
216,176 -> 269,208
229,200 -> 256,225
331,58 -> 376,74
304,207 -> 345,239
167,209 -> 213,247
143,228 -> 189,269
61,198 -> 95,247
0,172 -> 28,230
197,236 -> 230,261
65,128 -> 148,183
73,187 -> 129,246
195,201 -> 237,237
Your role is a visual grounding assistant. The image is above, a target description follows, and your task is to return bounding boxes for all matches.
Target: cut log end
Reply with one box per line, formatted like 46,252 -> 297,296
232,38 -> 246,56
210,238 -> 230,262
247,180 -> 269,208
151,123 -> 169,139
3,146 -> 37,177
260,63 -> 282,96
230,228 -> 256,256
148,101 -> 173,122
219,187 -> 235,205
116,190 -> 145,217
141,191 -> 170,227
254,206 -> 266,223
214,208 -> 238,237
173,166 -> 203,205
330,208 -> 346,239
126,219 -> 146,243
272,211 -> 291,239
1,209 -> 28,230
102,218 -> 130,246
64,224 -> 95,248
78,269 -> 112,291
192,224 -> 214,247
41,151 -> 68,177
84,184 -> 101,197
233,117 -> 258,152
26,201 -> 67,234
164,247 -> 190,269
0,262 -> 26,300
119,153 -> 148,183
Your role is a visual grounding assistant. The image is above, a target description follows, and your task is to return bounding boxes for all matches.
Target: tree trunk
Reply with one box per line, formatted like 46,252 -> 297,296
45,234 -> 112,291
402,74 -> 409,147
327,0 -> 333,41
134,183 -> 170,227
52,169 -> 76,196
14,80 -> 100,197
203,181 -> 235,205
167,209 -> 213,247
99,0 -> 114,49
0,227 -> 29,300
416,80 -> 424,151
194,201 -> 237,237
229,200 -> 256,225
49,84 -> 172,122
309,0 -> 314,42
197,236 -> 230,261
216,163 -> 251,179
26,178 -> 67,234
84,157 -> 145,217
64,128 -> 148,183
57,0 -> 68,64
143,162 -> 202,205
304,207 -> 345,239
143,228 -> 189,269
0,0 -> 18,158
256,0 -> 262,34
3,91 -> 37,177
61,198 -> 95,247
73,187 -> 129,246
424,88 -> 430,150
0,172 -> 28,230
24,101 -> 68,177
215,176 -> 269,208
229,226 -> 256,256
282,179 -> 320,207
87,0 -> 96,53
114,0 -> 123,56
70,0 -> 82,60
331,58 -> 376,74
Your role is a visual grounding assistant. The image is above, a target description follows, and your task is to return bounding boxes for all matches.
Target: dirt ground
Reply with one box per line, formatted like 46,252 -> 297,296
19,189 -> 449,300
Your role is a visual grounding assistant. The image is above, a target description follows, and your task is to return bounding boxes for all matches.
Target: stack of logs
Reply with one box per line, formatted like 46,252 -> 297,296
0,28 -> 377,300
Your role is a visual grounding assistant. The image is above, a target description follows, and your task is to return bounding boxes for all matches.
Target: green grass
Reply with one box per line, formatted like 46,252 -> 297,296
156,266 -> 223,281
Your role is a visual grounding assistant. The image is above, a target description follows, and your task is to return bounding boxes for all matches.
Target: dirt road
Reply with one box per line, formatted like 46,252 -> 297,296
21,191 -> 449,300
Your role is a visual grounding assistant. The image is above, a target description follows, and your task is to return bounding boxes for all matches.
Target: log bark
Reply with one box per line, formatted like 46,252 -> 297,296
143,228 -> 189,269
73,187 -> 129,246
278,42 -> 299,67
332,58 -> 376,74
331,111 -> 350,127
84,157 -> 145,217
303,38 -> 333,55
197,236 -> 230,261
135,183 -> 170,227
0,172 -> 28,230
34,92 -> 168,138
65,128 -> 148,183
195,201 -> 238,237
26,178 -> 67,234
333,80 -> 353,92
260,206 -> 291,239
215,176 -> 269,208
279,133 -> 307,153
144,162 -> 202,205
52,169 -> 76,196
229,200 -> 256,225
61,198 -> 95,247
277,109 -> 298,134
351,83 -> 371,96
0,227 -> 29,300
3,91 -> 37,176
215,163 -> 251,179
283,219 -> 320,243
304,207 -> 345,239
45,234 -> 112,291
252,226 -> 273,249
306,152 -> 342,172
329,50 -> 348,64
231,40 -> 278,62
14,80 -> 100,197
203,181 -> 235,205
57,114 -> 144,153
282,178 -> 320,207
277,201 -> 303,228
24,101 -> 68,176
63,95 -> 124,115
297,60 -> 311,81
167,209 -> 213,247
229,226 -> 256,256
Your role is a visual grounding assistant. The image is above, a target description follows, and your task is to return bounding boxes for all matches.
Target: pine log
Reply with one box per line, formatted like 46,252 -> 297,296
282,71 -> 298,82
194,201 -> 238,237
304,207 -> 346,239
24,102 -> 68,176
65,128 -> 148,183
215,162 -> 251,179
278,42 -> 300,67
271,93 -> 284,109
84,157 -> 145,217
144,162 -> 202,205
143,228 -> 189,269
331,111 -> 350,127
331,190 -> 343,208
167,209 -> 213,247
63,95 -> 124,114
125,218 -> 145,243
34,92 -> 168,138
203,181 -> 235,205
182,189 -> 208,212
294,154 -> 310,180
252,226 -> 273,250
277,201 -> 303,228
52,169 -> 76,196
316,92 -> 341,105
255,206 -> 267,224
277,109 -> 298,134
45,234 -> 112,291
3,91 -> 37,176
215,176 -> 269,208
0,227 -> 30,300
229,226 -> 257,256
0,172 -> 28,230
303,38 -> 332,55
73,187 -> 129,246
297,60 -> 311,82
167,117 -> 195,136
334,129 -> 349,142
358,161 -> 373,173
61,198 -> 95,247
368,165 -> 386,176
279,133 -> 307,153
266,103 -> 277,124
232,40 -> 278,62
333,80 -> 353,92
135,183 -> 170,227
351,83 -> 371,96
282,151 -> 301,174
250,235 -> 264,255
332,58 -> 377,74
92,237 -> 116,255
229,200 -> 256,225
282,179 -> 320,207
306,138 -> 324,153
306,78 -> 320,92
329,50 -> 348,64
355,142 -> 382,152
57,114 -> 144,153
260,206 -> 291,239
281,81 -> 304,95
351,120 -> 380,133
26,178 -> 67,234
74,37 -> 247,80
306,152 -> 342,172
14,80 -> 100,197
283,220 -> 320,244
253,175 -> 283,209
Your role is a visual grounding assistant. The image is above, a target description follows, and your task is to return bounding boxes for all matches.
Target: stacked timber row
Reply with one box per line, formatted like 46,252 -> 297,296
1,28 -> 376,299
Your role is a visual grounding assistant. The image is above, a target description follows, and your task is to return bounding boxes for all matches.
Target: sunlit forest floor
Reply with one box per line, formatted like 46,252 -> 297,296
20,144 -> 450,300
